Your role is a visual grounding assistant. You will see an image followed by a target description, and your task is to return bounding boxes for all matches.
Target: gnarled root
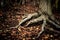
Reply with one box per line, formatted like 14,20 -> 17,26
10,12 -> 60,39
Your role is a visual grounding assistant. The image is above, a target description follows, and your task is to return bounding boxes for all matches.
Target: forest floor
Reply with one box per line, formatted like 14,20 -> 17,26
0,4 -> 60,40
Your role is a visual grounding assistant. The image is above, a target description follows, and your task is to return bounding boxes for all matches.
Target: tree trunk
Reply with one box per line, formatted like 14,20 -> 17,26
39,0 -> 52,16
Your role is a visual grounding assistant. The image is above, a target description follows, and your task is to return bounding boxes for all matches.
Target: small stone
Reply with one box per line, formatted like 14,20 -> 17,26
50,35 -> 53,38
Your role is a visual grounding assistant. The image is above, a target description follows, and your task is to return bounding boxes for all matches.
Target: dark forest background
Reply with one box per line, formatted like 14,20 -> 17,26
0,0 -> 60,12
